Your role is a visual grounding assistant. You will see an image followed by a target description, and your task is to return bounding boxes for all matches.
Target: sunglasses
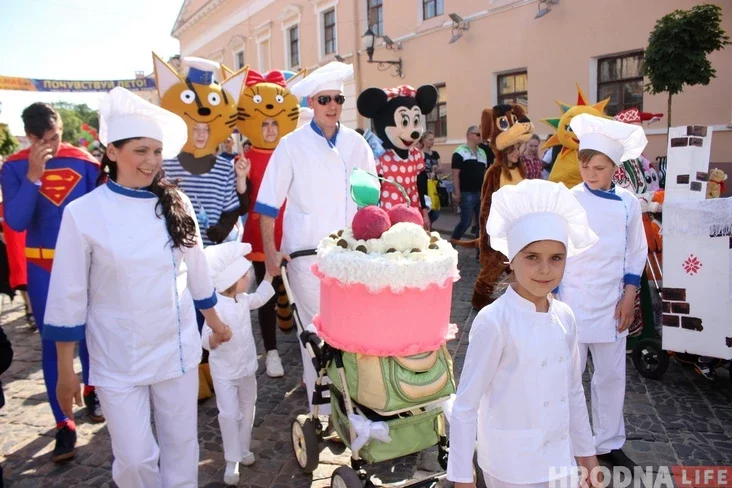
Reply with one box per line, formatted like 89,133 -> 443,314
316,95 -> 346,105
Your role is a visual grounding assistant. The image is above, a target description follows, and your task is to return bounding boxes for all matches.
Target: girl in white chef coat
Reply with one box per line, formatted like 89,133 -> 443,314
557,114 -> 648,470
447,179 -> 601,488
45,87 -> 233,488
201,241 -> 275,486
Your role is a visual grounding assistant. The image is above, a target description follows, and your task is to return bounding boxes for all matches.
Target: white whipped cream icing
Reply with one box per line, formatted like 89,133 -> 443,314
316,222 -> 459,292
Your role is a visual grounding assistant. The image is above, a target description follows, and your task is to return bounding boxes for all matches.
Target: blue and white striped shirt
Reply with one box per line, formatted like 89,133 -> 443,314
163,156 -> 239,247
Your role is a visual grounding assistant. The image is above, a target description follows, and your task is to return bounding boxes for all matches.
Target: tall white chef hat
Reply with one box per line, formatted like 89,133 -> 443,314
290,61 -> 353,98
99,87 -> 188,159
487,179 -> 598,262
204,241 -> 254,292
570,113 -> 648,165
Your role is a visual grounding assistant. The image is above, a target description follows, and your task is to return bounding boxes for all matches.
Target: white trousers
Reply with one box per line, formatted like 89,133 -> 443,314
96,368 -> 199,488
213,374 -> 256,462
483,471 -> 579,488
288,255 -> 330,415
579,337 -> 627,455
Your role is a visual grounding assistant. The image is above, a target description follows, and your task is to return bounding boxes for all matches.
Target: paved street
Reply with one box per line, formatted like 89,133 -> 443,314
1,242 -> 731,487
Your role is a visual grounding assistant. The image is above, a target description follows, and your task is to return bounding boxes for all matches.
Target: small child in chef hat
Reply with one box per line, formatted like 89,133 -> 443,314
557,113 -> 648,470
202,241 -> 275,486
447,179 -> 602,488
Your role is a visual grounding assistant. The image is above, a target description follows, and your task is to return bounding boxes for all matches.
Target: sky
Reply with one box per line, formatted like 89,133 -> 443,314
0,0 -> 183,135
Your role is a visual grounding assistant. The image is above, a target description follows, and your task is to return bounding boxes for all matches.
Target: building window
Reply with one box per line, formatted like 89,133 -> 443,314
426,84 -> 447,138
235,50 -> 245,70
323,8 -> 336,55
258,39 -> 270,72
423,0 -> 444,20
367,0 -> 383,36
497,71 -> 528,110
288,26 -> 300,68
597,51 -> 644,116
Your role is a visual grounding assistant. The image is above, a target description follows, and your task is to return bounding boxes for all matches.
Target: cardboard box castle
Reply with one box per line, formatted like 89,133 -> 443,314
662,126 -> 732,360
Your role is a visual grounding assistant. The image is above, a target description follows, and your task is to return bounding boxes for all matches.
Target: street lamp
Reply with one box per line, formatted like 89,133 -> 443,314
361,28 -> 403,78
535,0 -> 559,19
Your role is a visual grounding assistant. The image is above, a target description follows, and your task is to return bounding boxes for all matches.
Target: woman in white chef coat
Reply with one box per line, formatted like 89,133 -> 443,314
557,114 -> 648,470
44,87 -> 232,488
447,180 -> 601,488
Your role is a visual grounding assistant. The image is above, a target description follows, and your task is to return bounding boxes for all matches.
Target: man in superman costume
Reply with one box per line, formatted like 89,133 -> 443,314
0,103 -> 104,463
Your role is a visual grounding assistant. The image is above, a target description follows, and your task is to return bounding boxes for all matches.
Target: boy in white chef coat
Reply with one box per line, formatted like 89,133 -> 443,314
202,241 -> 275,486
557,114 -> 649,469
448,179 -> 601,488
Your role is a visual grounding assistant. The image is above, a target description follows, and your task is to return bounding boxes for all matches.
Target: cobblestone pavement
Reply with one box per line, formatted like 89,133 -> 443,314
1,244 -> 731,487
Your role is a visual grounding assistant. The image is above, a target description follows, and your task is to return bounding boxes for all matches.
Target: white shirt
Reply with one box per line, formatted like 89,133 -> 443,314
43,181 -> 217,388
254,121 -> 377,254
201,281 -> 275,381
447,286 -> 594,485
558,183 -> 648,343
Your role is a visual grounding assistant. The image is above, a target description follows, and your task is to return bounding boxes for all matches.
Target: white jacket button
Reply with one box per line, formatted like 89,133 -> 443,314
544,401 -> 550,407
541,360 -> 547,367
561,396 -> 566,402
558,356 -> 564,362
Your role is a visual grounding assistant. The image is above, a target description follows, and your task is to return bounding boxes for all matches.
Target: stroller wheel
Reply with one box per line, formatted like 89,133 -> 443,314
291,415 -> 320,473
331,467 -> 363,488
632,338 -> 669,380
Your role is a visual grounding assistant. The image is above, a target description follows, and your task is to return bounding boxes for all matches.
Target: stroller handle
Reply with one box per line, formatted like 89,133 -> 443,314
286,249 -> 318,264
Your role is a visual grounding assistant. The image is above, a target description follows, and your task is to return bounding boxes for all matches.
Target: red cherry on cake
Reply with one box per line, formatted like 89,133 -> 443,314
352,206 -> 392,240
387,204 -> 424,226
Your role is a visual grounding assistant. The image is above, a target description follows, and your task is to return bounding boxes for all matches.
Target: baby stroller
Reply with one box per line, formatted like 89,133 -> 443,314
282,250 -> 452,488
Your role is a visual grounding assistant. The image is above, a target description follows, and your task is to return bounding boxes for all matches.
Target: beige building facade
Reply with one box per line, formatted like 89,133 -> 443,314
172,0 -> 732,168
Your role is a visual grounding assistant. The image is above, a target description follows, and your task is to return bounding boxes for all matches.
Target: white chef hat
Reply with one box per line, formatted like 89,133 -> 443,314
183,57 -> 220,84
204,241 -> 254,292
99,87 -> 188,160
570,113 -> 648,165
290,61 -> 353,98
487,179 -> 598,262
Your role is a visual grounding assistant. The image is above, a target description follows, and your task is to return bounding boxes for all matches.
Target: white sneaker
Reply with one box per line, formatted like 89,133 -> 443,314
224,461 -> 240,486
266,350 -> 284,378
241,451 -> 255,466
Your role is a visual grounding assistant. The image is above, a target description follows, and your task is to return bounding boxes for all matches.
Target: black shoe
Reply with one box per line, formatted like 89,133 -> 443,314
597,449 -> 637,470
694,363 -> 718,381
84,390 -> 105,423
25,311 -> 37,331
52,425 -> 76,463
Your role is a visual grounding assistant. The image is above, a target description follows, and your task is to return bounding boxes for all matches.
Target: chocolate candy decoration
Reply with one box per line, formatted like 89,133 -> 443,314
337,239 -> 348,248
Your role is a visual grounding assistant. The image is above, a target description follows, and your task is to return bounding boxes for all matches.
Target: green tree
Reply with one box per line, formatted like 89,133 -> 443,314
0,123 -> 20,158
51,102 -> 99,146
644,4 -> 730,138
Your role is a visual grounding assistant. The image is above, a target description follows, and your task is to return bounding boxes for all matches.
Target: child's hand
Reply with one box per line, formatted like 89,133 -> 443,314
210,323 -> 232,343
263,271 -> 274,283
209,333 -> 223,349
615,291 -> 636,332
577,456 -> 603,488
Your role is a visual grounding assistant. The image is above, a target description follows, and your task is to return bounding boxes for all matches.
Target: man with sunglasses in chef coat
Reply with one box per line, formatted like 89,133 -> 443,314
255,62 -> 376,415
